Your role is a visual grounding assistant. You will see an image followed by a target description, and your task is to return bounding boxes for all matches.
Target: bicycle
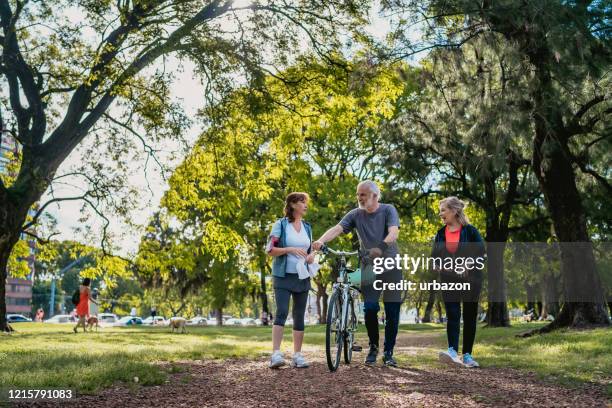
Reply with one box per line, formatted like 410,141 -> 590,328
320,245 -> 364,372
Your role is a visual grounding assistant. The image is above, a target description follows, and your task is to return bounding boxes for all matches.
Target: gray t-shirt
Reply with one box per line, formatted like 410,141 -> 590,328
339,203 -> 400,257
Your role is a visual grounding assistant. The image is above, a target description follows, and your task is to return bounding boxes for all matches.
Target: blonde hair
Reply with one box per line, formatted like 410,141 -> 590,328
439,196 -> 470,226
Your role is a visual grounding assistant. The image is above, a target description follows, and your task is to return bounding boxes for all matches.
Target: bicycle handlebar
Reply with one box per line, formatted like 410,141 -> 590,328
319,245 -> 359,257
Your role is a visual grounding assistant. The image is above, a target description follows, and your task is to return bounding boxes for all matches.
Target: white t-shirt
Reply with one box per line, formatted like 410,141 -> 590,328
285,221 -> 310,274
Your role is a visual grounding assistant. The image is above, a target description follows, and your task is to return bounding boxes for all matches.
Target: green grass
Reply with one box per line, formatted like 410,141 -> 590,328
393,322 -> 611,395
475,323 -> 612,393
1,322 -> 610,396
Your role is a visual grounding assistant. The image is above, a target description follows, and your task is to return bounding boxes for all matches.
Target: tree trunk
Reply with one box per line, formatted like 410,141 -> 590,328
320,291 -> 328,324
216,307 -> 223,326
485,241 -> 511,327
422,289 -> 435,323
525,282 -> 539,318
0,193 -> 31,331
541,270 -> 560,319
527,65 -> 610,332
481,153 -> 520,328
0,243 -> 9,332
259,265 -> 269,325
314,278 -> 329,324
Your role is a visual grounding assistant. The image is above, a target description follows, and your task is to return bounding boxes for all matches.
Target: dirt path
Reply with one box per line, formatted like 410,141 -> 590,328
23,332 -> 609,408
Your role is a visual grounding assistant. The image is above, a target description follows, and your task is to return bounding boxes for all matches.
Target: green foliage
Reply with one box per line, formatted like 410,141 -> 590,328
137,56 -> 407,310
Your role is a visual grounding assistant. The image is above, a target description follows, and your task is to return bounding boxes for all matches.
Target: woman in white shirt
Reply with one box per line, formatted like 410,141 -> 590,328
266,192 -> 315,368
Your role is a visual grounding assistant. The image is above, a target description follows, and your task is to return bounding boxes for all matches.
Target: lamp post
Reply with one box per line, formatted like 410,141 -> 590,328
48,257 -> 88,318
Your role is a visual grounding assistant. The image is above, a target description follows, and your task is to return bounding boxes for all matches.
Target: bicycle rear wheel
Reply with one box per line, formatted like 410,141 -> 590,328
326,290 -> 343,372
343,297 -> 356,364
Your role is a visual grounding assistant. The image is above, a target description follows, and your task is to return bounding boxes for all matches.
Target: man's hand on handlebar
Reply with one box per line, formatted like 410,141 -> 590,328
312,240 -> 324,251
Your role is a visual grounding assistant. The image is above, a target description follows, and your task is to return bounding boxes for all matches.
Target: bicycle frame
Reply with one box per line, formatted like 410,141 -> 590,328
322,246 -> 361,371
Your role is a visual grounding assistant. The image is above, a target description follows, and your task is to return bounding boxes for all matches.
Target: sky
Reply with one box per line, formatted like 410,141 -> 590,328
42,3 -> 423,257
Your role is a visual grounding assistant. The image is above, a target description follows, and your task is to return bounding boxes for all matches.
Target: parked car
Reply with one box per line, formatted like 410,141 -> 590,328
240,318 -> 257,326
44,314 -> 74,324
225,318 -> 243,326
206,318 -> 219,326
98,313 -> 118,325
114,316 -> 143,326
187,316 -> 208,326
142,316 -> 167,325
6,314 -> 32,323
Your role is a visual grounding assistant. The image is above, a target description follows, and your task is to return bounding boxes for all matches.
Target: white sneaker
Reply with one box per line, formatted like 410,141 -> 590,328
292,352 -> 309,368
269,350 -> 285,368
438,347 -> 464,367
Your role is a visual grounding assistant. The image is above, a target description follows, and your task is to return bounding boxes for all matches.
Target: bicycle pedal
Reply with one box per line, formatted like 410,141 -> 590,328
352,345 -> 363,352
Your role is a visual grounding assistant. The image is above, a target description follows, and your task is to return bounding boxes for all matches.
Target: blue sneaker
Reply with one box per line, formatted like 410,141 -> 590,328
462,353 -> 480,368
438,347 -> 463,367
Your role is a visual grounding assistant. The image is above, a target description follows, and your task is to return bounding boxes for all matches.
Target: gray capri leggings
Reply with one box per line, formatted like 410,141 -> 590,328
274,288 -> 308,331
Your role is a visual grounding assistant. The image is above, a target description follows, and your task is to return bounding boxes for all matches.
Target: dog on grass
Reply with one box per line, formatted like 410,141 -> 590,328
3,323 -> 15,334
169,317 -> 187,334
86,316 -> 99,332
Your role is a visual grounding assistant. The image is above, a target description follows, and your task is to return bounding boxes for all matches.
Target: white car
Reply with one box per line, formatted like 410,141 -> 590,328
44,314 -> 75,324
206,318 -> 219,326
187,316 -> 208,326
225,318 -> 243,326
98,313 -> 118,325
7,314 -> 32,323
114,316 -> 143,326
142,316 -> 167,325
240,318 -> 257,326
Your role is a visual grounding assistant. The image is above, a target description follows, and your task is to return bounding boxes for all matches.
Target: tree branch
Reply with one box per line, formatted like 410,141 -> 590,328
21,193 -> 91,231
22,229 -> 60,245
41,0 -> 232,172
0,0 -> 46,144
508,216 -> 550,233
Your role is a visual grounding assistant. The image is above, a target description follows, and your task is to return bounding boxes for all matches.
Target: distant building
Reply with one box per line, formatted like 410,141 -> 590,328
5,278 -> 33,315
1,130 -> 36,316
0,130 -> 15,173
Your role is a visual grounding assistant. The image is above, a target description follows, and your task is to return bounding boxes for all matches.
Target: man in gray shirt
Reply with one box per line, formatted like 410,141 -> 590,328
313,180 -> 402,367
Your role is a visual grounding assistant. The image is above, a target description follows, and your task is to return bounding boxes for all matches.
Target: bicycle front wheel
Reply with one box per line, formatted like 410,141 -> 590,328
343,298 -> 356,364
326,290 -> 343,372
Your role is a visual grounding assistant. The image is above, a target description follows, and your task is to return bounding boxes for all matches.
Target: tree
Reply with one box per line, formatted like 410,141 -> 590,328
384,41 -> 546,326
387,0 -> 611,330
0,0 -> 371,330
137,55 -> 407,323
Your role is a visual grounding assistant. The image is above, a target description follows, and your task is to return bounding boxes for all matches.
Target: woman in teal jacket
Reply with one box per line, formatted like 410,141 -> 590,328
266,192 -> 315,369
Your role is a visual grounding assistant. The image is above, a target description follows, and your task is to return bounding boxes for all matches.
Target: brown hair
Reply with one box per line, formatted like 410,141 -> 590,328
284,192 -> 309,222
439,196 -> 470,226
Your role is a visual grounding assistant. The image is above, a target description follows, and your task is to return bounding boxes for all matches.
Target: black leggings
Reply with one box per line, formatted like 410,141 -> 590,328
441,277 -> 482,355
274,288 -> 308,331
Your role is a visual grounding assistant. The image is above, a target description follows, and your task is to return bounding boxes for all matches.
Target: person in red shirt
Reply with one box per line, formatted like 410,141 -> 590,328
432,197 -> 485,368
73,278 -> 98,333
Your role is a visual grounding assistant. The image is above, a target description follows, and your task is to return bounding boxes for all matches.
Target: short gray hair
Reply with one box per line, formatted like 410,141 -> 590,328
357,180 -> 381,198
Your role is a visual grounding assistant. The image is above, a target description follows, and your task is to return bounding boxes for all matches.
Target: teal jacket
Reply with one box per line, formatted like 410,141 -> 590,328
268,217 -> 313,278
